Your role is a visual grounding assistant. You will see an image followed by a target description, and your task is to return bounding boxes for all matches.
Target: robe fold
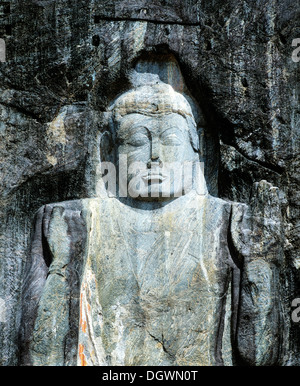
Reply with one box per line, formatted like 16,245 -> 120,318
20,189 -> 282,366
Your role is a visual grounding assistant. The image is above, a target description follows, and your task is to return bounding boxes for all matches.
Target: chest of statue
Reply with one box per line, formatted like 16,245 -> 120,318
77,195 -> 233,366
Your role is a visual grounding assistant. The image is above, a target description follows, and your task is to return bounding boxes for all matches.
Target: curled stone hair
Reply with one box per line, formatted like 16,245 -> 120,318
108,83 -> 200,153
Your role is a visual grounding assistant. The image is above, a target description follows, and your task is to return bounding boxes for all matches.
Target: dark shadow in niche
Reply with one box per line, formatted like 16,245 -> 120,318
17,164 -> 88,365
3,3 -> 10,14
94,15 -> 101,24
92,35 -> 100,47
5,25 -> 11,36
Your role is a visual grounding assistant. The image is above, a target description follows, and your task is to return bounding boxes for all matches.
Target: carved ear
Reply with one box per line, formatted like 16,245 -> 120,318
100,131 -> 114,163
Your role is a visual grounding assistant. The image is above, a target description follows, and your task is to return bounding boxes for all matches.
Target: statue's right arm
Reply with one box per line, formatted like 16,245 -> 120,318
20,202 -> 86,365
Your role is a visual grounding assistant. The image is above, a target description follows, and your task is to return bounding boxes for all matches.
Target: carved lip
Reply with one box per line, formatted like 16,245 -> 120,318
141,171 -> 167,183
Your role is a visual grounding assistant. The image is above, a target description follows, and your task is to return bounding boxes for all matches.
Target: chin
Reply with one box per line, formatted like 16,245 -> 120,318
128,183 -> 186,202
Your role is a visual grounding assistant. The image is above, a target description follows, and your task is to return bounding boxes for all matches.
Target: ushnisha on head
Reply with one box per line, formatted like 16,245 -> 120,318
109,83 -> 200,153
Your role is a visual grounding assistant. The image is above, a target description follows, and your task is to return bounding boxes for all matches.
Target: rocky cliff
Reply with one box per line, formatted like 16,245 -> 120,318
0,0 -> 299,365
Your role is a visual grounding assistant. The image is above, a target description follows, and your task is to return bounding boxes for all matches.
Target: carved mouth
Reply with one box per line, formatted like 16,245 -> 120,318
141,172 -> 167,183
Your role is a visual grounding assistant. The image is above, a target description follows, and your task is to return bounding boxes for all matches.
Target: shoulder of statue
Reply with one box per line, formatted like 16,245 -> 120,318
36,197 -> 105,217
204,194 -> 233,214
43,198 -> 85,212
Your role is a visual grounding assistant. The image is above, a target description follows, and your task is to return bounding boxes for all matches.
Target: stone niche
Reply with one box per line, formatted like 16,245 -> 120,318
18,53 -> 287,366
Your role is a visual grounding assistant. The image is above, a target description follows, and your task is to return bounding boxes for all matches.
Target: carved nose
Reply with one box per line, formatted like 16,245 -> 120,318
150,138 -> 160,163
151,154 -> 159,161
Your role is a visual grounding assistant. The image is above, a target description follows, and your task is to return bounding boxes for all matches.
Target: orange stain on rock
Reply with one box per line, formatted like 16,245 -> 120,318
81,317 -> 87,333
78,344 -> 87,366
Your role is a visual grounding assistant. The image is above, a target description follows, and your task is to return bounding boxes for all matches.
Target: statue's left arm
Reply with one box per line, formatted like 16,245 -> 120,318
230,180 -> 287,366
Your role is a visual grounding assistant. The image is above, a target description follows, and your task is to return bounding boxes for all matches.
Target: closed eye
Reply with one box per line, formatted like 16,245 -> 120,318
125,134 -> 149,147
160,130 -> 183,146
118,127 -> 150,147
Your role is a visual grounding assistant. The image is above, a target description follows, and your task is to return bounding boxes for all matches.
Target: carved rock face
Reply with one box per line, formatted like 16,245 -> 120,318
117,112 -> 198,200
111,84 -> 200,201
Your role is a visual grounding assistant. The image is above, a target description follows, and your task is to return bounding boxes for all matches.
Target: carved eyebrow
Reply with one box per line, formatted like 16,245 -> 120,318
117,125 -> 150,141
159,126 -> 187,136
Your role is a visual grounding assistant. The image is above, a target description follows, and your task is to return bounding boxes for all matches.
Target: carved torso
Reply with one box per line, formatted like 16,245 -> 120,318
27,192 -> 235,366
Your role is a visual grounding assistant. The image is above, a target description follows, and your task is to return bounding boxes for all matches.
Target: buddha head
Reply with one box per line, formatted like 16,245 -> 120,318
103,83 -> 205,201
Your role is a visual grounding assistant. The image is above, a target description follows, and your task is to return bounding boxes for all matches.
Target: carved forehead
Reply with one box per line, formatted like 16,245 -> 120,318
111,84 -> 195,122
109,83 -> 200,151
117,113 -> 189,137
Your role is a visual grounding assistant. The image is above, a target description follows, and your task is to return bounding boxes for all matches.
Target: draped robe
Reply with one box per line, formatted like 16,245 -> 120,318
20,187 -> 282,366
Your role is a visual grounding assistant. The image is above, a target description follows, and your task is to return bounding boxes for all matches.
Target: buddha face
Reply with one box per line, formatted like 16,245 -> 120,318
116,112 -> 199,201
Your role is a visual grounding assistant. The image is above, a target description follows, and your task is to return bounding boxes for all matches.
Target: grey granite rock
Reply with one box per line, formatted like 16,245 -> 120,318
0,0 -> 298,366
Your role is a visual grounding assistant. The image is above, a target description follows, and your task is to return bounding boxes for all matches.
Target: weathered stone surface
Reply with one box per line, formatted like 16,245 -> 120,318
18,62 -> 286,367
22,194 -> 235,366
0,0 -> 299,366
